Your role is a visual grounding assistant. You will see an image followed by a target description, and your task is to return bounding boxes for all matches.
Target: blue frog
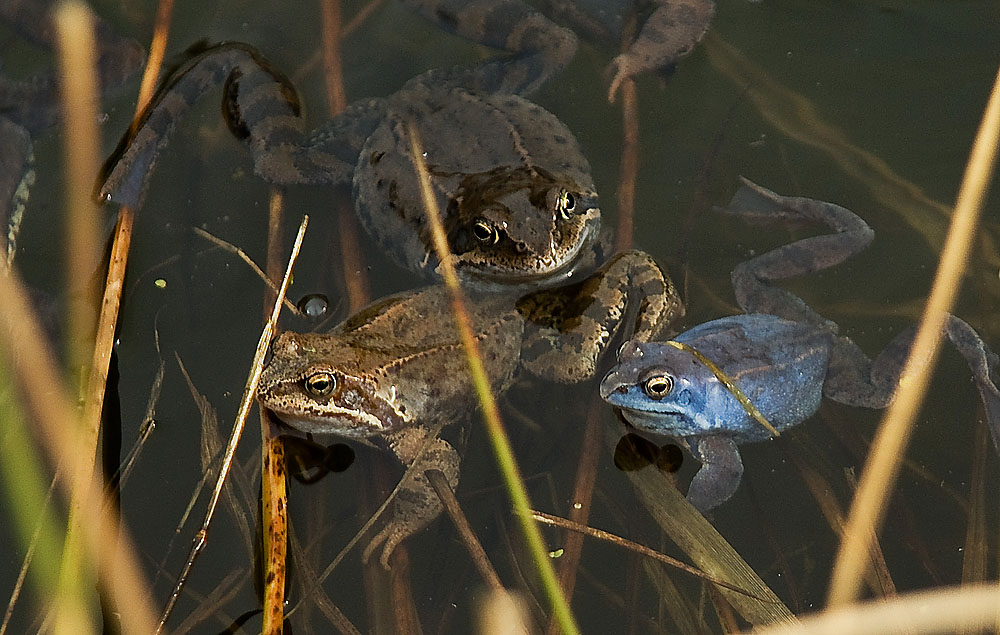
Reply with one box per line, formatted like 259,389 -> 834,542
600,178 -> 1000,512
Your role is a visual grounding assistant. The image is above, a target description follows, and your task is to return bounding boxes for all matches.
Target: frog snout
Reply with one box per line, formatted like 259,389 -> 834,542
599,370 -> 631,400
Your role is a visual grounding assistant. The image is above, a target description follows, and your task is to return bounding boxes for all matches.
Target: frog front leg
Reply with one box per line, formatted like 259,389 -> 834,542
684,435 -> 743,512
607,0 -> 715,101
402,0 -> 577,95
824,315 -> 1000,450
363,425 -> 460,568
518,249 -> 684,382
724,178 -> 874,329
100,43 -> 383,208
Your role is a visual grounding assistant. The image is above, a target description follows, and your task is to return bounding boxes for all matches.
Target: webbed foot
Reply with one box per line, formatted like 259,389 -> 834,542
686,435 -> 743,512
362,426 -> 460,568
606,0 -> 715,102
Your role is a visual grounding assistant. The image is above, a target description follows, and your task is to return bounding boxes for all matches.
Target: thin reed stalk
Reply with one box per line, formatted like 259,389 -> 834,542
407,127 -> 581,635
827,63 -> 1000,607
52,4 -> 104,629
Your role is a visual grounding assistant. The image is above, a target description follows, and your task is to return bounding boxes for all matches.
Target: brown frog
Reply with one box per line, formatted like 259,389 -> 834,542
99,43 -> 602,287
257,250 -> 683,565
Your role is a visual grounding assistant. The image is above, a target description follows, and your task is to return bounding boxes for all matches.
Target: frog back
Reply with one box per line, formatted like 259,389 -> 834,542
605,314 -> 833,442
332,286 -> 525,420
353,80 -> 599,283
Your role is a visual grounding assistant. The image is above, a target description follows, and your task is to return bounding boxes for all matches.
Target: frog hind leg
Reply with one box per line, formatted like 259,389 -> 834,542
606,0 -> 715,102
363,426 -> 460,568
686,435 -> 743,512
99,43 -> 377,208
824,316 -> 1000,451
402,0 -> 577,95
518,249 -> 684,382
725,178 -> 874,329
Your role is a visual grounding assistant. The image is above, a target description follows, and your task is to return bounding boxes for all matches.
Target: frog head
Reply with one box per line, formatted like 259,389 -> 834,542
600,340 -> 720,437
258,331 -> 410,439
442,165 -> 601,285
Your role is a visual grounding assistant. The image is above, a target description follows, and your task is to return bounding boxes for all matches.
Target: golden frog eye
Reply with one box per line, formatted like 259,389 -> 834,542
557,190 -> 576,219
643,375 -> 673,400
472,218 -> 500,244
305,372 -> 336,397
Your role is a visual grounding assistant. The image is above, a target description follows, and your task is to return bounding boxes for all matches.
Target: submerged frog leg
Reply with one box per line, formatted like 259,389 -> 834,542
606,0 -> 715,101
723,178 -> 875,329
518,250 -> 683,382
99,43 -> 382,208
363,425 -> 460,568
401,0 -> 577,95
824,315 -> 1000,450
685,435 -> 743,512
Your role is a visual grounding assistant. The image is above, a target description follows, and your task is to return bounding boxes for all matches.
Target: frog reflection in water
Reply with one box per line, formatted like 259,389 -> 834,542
401,0 -> 715,101
99,41 -> 601,286
258,250 -> 682,565
601,179 -> 1000,512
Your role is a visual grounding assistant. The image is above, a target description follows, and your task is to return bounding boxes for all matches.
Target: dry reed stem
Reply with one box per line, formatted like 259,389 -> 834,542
827,63 -> 1000,607
407,126 -> 581,634
615,77 -> 639,252
758,584 -> 1000,635
426,469 -> 504,590
260,190 -> 290,634
546,402 -> 602,635
133,0 -> 175,129
322,0 -> 371,312
156,216 -> 309,633
532,510 -> 766,599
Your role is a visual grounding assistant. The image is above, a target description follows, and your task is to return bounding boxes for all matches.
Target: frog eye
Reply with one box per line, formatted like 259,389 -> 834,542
642,375 -> 673,400
472,219 -> 500,244
305,372 -> 336,397
557,190 -> 576,219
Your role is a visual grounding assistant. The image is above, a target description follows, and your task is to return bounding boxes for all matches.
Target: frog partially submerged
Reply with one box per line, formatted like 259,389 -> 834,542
99,42 -> 602,286
601,179 -> 1000,512
402,0 -> 715,100
257,250 -> 682,565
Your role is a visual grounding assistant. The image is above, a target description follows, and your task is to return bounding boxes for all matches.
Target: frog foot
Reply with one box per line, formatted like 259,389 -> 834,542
605,0 -> 715,103
362,427 -> 460,568
686,435 -> 743,512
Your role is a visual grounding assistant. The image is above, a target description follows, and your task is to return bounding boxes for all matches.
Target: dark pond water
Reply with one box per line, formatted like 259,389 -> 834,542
3,0 -> 999,632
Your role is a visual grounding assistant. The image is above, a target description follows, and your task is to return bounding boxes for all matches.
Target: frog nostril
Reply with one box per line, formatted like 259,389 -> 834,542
615,385 -> 628,394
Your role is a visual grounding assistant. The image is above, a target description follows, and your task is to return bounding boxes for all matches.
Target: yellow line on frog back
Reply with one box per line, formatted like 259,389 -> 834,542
665,340 -> 780,438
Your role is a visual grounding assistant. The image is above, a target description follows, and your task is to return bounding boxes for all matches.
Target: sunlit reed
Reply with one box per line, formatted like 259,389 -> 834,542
827,63 -> 1000,607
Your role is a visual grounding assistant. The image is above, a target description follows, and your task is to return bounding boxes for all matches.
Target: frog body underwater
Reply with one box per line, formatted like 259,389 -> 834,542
601,179 -> 1000,512
401,0 -> 715,100
259,250 -> 682,565
99,41 -> 601,286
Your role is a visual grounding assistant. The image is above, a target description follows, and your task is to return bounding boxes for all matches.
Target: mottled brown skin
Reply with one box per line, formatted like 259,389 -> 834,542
98,44 -> 602,288
257,250 -> 683,566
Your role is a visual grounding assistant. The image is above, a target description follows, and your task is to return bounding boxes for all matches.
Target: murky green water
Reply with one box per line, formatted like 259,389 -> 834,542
3,0 -> 999,632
